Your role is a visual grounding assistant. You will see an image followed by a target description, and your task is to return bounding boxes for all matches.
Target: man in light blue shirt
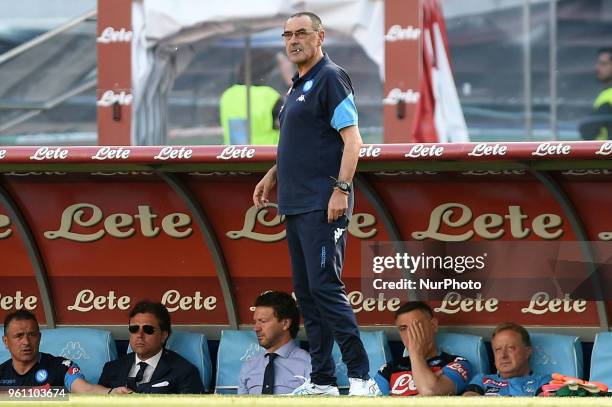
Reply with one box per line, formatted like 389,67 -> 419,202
463,322 -> 550,396
238,291 -> 311,394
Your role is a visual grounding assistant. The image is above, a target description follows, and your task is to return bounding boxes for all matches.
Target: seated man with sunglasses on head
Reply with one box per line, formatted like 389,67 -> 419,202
98,301 -> 204,394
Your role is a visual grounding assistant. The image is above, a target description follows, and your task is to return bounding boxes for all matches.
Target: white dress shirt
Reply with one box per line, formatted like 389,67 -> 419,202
128,349 -> 163,384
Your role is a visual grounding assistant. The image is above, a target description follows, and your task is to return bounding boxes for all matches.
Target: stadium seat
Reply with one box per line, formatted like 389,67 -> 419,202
332,330 -> 392,391
529,333 -> 583,378
165,330 -> 212,392
39,328 -> 118,384
403,332 -> 490,376
215,330 -> 263,394
436,333 -> 490,375
217,330 -> 388,394
589,332 -> 612,387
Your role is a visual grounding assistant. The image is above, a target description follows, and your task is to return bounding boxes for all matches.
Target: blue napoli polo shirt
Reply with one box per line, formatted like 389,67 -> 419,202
464,372 -> 551,396
276,54 -> 358,215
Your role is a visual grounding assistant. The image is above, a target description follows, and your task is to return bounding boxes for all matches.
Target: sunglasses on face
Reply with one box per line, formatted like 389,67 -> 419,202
128,324 -> 156,335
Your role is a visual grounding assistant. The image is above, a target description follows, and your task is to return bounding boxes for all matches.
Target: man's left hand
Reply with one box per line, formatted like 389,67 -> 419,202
327,189 -> 348,223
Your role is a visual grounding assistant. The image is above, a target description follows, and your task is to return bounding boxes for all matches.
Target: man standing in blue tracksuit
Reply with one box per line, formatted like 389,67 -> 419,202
252,11 -> 379,396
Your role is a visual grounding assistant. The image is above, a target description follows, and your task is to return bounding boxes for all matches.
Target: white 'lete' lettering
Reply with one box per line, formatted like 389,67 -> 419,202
97,27 -> 133,43
92,146 -> 131,160
154,146 -> 193,160
216,146 -> 255,160
30,147 -> 68,160
468,143 -> 507,157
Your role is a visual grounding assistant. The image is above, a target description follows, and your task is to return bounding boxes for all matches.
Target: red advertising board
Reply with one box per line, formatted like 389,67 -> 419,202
0,143 -> 611,337
97,0 -> 132,145
384,0 -> 422,143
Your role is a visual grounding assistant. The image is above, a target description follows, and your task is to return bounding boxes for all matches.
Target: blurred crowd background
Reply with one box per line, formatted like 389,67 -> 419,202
1,0 -> 611,145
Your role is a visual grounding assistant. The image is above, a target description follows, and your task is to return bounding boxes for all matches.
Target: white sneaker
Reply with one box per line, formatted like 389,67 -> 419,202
348,377 -> 382,396
290,378 -> 340,396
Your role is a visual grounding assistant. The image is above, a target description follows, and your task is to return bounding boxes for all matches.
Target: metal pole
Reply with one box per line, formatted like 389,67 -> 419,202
245,36 -> 252,144
523,0 -> 533,141
549,0 -> 558,140
0,9 -> 97,66
0,79 -> 96,134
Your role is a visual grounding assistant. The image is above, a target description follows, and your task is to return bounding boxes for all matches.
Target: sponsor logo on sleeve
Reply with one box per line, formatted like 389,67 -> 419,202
446,362 -> 469,381
68,366 -> 81,376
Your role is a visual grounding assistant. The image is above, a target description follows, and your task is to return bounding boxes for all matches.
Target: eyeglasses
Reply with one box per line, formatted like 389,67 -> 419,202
281,30 -> 318,40
128,324 -> 156,335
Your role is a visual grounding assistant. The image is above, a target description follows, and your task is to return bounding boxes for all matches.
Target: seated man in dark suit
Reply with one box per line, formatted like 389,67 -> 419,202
98,301 -> 204,394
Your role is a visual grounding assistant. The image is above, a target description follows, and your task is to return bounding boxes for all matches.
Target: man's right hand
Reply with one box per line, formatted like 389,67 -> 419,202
253,165 -> 277,208
407,320 -> 431,359
109,386 -> 133,394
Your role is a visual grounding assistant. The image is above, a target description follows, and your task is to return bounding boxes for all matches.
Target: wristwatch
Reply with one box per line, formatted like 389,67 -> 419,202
334,180 -> 352,194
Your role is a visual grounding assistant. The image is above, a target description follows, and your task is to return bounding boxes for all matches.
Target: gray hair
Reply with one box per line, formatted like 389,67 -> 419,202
288,12 -> 323,31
